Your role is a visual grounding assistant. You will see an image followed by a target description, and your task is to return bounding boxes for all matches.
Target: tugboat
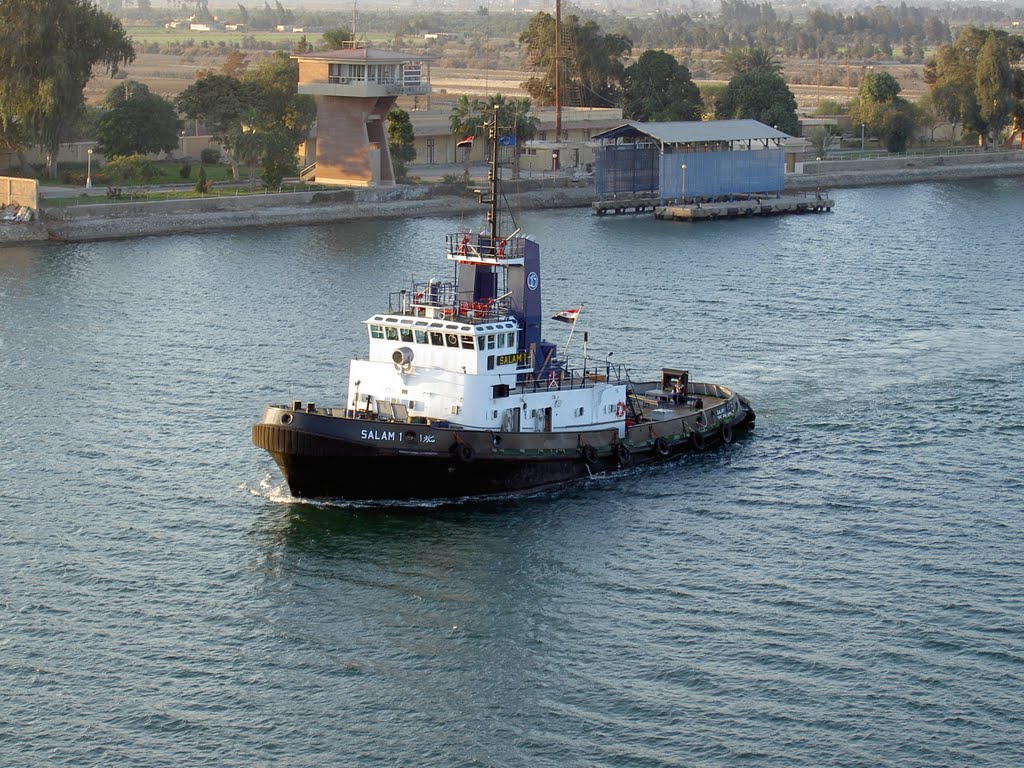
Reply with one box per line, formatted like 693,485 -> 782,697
252,109 -> 755,501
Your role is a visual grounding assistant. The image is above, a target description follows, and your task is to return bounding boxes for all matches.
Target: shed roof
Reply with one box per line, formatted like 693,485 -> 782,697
591,119 -> 791,144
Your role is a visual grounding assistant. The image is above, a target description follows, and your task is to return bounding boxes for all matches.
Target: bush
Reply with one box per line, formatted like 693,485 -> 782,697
200,148 -> 220,165
103,154 -> 160,186
195,165 -> 211,194
179,162 -> 192,179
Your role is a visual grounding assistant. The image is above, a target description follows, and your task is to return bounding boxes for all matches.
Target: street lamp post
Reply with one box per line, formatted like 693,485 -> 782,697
86,148 -> 93,190
861,124 -> 866,153
680,163 -> 687,203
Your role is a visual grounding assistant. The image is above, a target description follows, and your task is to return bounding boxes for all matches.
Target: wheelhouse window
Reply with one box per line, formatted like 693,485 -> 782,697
370,324 -> 384,339
386,327 -> 399,341
400,328 -> 414,343
429,331 -> 444,346
460,336 -> 474,350
414,330 -> 428,344
445,333 -> 460,348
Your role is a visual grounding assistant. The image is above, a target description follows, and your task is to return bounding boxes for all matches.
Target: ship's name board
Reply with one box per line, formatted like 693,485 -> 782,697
360,428 -> 435,444
497,351 -> 527,366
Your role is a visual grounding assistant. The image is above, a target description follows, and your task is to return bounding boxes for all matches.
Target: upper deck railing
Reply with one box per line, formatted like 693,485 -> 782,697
388,281 -> 513,324
446,232 -> 526,264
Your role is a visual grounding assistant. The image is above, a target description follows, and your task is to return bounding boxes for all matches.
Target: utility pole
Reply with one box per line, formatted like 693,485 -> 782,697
553,0 -> 561,170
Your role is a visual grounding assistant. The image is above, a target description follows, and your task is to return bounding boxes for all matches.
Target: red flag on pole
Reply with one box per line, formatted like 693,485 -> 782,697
552,307 -> 580,324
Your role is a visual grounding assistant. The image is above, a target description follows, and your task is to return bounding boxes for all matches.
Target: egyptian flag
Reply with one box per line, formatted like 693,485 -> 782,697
552,307 -> 580,324
456,135 -> 474,149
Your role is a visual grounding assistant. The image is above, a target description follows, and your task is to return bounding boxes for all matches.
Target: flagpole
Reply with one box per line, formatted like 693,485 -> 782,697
563,303 -> 583,361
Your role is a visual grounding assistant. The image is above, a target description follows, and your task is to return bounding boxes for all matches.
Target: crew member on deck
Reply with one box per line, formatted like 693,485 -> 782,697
672,379 -> 686,405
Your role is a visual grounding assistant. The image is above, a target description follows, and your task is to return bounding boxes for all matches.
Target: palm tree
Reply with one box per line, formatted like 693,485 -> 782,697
499,97 -> 539,178
720,46 -> 783,78
449,95 -> 487,173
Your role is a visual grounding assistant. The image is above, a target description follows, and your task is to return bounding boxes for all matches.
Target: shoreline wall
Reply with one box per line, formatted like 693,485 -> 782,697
3,153 -> 1023,246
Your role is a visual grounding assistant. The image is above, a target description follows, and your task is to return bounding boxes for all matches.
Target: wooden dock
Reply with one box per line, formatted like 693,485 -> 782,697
653,193 -> 833,221
592,196 -> 660,216
592,192 -> 834,220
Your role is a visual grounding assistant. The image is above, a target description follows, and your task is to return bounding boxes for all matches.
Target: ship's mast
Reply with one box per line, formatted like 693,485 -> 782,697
487,107 -> 500,241
476,106 -> 501,242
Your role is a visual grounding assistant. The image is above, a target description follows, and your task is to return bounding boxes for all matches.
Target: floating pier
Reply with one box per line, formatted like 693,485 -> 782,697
592,192 -> 834,220
654,193 -> 833,221
592,196 -> 660,216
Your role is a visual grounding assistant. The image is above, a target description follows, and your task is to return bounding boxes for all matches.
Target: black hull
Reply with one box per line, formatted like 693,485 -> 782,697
252,403 -> 755,501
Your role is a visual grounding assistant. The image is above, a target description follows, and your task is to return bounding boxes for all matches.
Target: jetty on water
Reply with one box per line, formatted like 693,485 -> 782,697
654,193 -> 832,221
593,192 -> 833,219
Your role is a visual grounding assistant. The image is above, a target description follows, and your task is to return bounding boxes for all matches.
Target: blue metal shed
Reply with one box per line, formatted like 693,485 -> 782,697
591,120 -> 790,201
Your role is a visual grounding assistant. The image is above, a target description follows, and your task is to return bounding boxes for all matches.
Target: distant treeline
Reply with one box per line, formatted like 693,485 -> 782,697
116,1 -> 1023,64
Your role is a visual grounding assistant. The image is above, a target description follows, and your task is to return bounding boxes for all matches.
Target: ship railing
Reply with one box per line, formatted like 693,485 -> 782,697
446,232 -> 526,263
514,361 -> 630,393
453,297 -> 511,323
390,285 -> 512,323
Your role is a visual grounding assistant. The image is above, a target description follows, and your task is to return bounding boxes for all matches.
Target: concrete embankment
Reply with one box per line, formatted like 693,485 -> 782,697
784,149 -> 1024,190
2,151 -> 1022,246
28,178 -> 597,245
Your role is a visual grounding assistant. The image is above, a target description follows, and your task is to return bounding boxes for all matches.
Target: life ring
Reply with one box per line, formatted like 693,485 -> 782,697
615,401 -> 627,417
582,445 -> 598,464
690,431 -> 705,451
616,443 -> 631,465
453,442 -> 474,463
721,424 -> 733,444
654,437 -> 670,457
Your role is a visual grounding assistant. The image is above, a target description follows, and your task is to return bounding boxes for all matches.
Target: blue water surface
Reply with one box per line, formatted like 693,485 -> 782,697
2,179 -> 1022,767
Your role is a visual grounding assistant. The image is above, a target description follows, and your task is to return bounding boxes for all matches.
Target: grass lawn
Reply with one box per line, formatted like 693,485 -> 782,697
38,160 -> 239,188
43,181 -> 336,206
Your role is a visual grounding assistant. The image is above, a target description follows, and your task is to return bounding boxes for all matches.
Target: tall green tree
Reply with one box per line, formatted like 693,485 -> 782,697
387,107 -> 416,182
850,71 -> 918,153
620,50 -> 702,122
178,54 -> 314,186
925,26 -> 1024,148
96,81 -> 181,159
975,32 -> 1016,147
519,12 -> 631,108
715,71 -> 799,136
243,51 -> 316,147
175,75 -> 253,179
0,0 -> 134,177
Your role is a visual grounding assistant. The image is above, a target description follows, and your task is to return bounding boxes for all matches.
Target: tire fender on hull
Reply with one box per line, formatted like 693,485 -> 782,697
616,443 -> 632,465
